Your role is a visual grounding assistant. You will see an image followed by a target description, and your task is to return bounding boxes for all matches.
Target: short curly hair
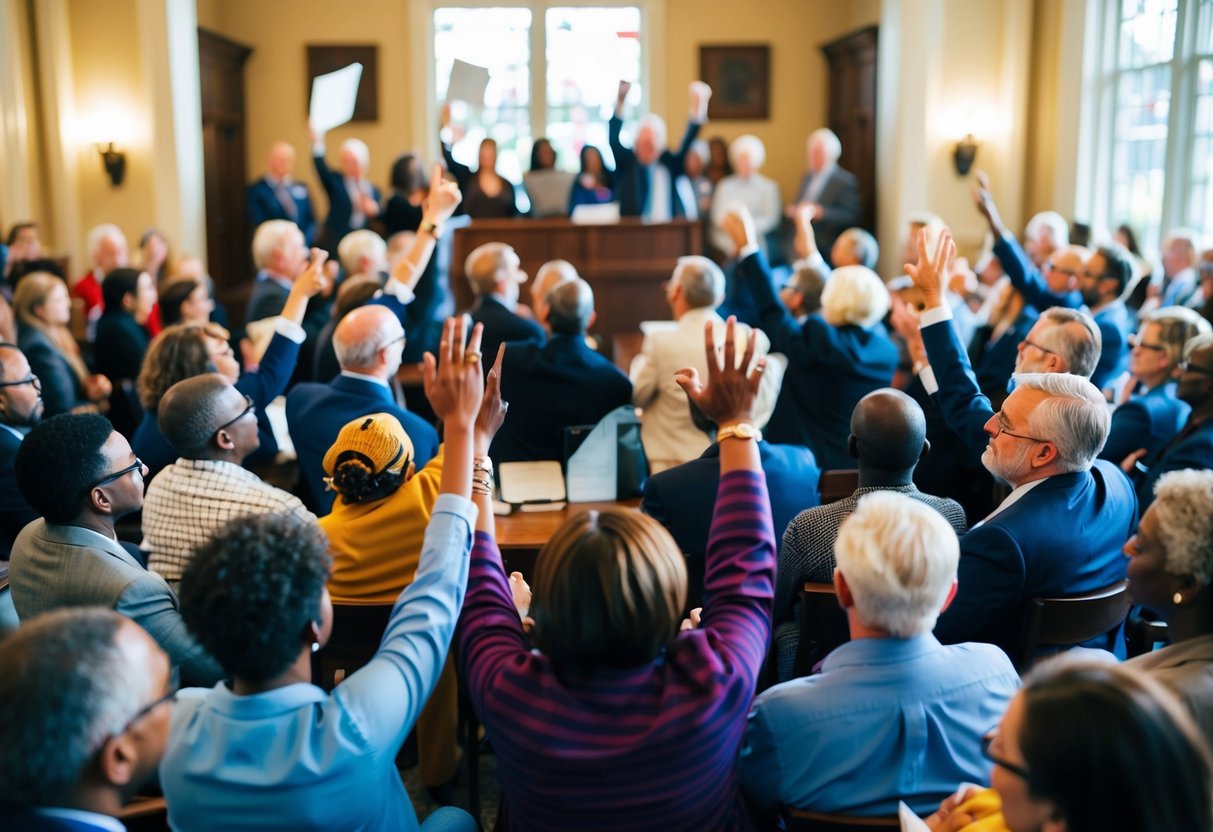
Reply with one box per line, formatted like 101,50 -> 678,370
138,322 -> 232,411
15,413 -> 112,523
179,513 -> 332,683
1151,469 -> 1213,587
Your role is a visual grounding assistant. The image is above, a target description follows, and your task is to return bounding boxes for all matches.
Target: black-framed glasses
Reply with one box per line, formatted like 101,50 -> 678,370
90,458 -> 145,490
1019,337 -> 1058,357
119,667 -> 179,735
991,412 -> 1049,444
216,393 -> 256,433
982,730 -> 1034,784
0,374 -> 40,393
1178,358 -> 1213,377
1129,334 -> 1168,352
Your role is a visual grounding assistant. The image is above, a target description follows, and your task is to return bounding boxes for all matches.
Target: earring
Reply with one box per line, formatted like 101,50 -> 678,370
311,642 -> 320,653
1173,592 -> 1185,605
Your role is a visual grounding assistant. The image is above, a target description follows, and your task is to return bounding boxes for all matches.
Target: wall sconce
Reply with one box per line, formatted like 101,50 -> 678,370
96,142 -> 126,187
953,134 -> 979,177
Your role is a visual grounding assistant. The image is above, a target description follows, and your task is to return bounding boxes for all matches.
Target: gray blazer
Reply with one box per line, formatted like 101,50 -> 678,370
9,519 -> 222,685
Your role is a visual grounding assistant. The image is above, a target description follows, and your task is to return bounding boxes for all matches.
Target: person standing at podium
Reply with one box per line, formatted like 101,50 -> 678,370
610,80 -> 711,221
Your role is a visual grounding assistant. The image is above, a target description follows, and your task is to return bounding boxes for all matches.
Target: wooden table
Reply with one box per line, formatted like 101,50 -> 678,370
494,498 -> 642,577
451,218 -> 702,346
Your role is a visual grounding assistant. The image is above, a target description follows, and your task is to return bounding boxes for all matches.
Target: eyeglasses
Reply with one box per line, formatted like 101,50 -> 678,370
1178,358 -> 1213,377
216,393 -> 256,433
992,412 -> 1048,444
1129,334 -> 1168,352
982,730 -> 1034,784
1019,337 -> 1058,357
89,458 -> 145,491
0,374 -> 41,393
119,667 -> 179,735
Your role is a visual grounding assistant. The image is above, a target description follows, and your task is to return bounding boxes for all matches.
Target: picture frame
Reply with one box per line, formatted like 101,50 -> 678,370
306,44 -> 379,123
699,45 -> 771,121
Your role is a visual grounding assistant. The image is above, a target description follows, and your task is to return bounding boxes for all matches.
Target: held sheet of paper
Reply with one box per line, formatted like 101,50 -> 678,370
309,63 -> 363,133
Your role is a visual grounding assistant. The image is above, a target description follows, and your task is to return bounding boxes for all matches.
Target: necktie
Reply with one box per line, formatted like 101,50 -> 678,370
274,180 -> 297,220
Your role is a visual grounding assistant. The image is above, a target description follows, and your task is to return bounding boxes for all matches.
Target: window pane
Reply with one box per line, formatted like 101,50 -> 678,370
434,8 -> 533,184
543,6 -> 642,172
1111,66 -> 1171,253
1118,0 -> 1178,68
1198,0 -> 1213,55
1190,61 -> 1213,232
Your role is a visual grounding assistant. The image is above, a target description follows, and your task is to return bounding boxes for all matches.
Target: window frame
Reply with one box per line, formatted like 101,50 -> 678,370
408,0 -> 667,183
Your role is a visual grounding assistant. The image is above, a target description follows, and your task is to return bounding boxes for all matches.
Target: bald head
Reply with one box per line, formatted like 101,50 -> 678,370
333,305 -> 405,375
547,278 -> 595,336
159,373 -> 236,459
849,388 -> 928,473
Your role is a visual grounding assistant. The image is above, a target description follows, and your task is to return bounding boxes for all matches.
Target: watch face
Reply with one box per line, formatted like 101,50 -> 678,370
734,423 -> 757,439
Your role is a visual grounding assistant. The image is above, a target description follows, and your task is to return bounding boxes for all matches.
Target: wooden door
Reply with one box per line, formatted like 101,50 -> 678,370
822,26 -> 878,237
198,28 -> 252,326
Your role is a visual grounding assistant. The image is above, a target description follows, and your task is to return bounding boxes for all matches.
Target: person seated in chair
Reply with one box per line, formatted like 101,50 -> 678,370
0,608 -> 175,831
740,492 -> 1018,819
463,242 -> 546,364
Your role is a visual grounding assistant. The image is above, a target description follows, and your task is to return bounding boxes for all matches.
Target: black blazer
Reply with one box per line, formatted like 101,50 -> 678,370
313,153 -> 381,249
609,114 -> 701,218
94,310 -> 150,383
247,176 -> 316,245
468,296 -> 546,370
795,167 -> 863,263
17,325 -> 87,417
0,427 -> 37,558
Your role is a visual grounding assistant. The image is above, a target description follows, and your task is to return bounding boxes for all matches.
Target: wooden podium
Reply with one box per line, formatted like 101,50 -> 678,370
450,218 -> 702,346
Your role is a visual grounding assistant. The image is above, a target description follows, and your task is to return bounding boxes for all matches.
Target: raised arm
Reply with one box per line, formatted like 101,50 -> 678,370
609,81 -> 634,165
335,316 -> 483,744
668,81 -> 711,172
385,166 -> 462,297
673,318 -> 775,682
439,103 -> 473,187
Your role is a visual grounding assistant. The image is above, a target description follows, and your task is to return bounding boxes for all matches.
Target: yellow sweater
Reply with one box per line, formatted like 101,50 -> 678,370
320,446 -> 445,605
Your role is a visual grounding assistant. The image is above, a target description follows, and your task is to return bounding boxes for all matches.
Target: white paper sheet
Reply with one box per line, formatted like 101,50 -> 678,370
898,801 -> 930,832
309,63 -> 363,133
499,461 -> 567,505
447,59 -> 490,108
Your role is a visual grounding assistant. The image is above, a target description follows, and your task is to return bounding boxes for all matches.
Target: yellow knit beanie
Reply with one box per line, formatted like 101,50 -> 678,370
322,413 -> 414,489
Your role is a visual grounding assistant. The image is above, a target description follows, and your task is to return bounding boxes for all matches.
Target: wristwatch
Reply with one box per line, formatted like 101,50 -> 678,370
419,218 -> 441,237
716,422 -> 761,443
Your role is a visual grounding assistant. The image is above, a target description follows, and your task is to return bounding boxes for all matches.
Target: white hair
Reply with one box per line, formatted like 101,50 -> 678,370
87,223 -> 125,257
636,113 -> 668,150
1025,211 -> 1070,249
465,242 -> 514,295
808,128 -> 842,163
333,309 -> 403,370
728,134 -> 766,170
1014,371 -> 1110,472
837,228 -> 879,269
1151,469 -> 1213,586
688,139 -> 710,165
251,220 -> 303,270
1037,306 -> 1102,378
534,260 -> 579,302
673,255 -> 724,309
821,266 -> 889,329
341,137 -> 370,172
835,491 -> 960,637
337,229 -> 387,276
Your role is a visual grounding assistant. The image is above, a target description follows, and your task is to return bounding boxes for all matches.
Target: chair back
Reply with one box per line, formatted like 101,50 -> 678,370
312,603 -> 394,691
118,796 -> 170,832
784,808 -> 900,830
791,582 -> 850,678
818,469 -> 859,504
1015,580 -> 1130,670
1124,613 -> 1170,658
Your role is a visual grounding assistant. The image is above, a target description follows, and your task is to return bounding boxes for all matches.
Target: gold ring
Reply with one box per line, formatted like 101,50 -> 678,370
464,352 -> 481,365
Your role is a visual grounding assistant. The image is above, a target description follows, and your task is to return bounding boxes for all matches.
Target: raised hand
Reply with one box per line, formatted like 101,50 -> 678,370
475,342 -> 508,455
973,170 -> 1005,236
905,227 -> 955,308
424,164 -> 463,225
423,317 -> 486,432
890,294 -> 928,368
674,317 -> 765,427
617,80 -> 632,108
292,248 -> 330,299
689,80 -> 712,121
722,207 -> 757,256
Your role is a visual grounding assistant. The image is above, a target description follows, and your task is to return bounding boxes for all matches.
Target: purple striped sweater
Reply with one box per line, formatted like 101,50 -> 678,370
458,470 -> 775,830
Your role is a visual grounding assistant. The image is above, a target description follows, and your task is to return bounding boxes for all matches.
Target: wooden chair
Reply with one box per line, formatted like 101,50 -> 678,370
118,796 -> 170,832
1125,613 -> 1170,658
1015,581 -> 1131,670
818,469 -> 859,504
784,808 -> 901,830
791,582 -> 850,678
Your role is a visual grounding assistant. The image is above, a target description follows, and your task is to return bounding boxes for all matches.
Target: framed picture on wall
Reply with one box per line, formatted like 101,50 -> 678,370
306,44 -> 379,122
699,45 -> 770,120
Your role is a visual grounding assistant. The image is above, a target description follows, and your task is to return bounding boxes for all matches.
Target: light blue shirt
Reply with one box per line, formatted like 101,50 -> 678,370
739,633 -> 1019,817
159,494 -> 477,831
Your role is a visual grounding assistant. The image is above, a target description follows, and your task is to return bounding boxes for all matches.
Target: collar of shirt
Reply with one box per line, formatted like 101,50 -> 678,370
822,632 -> 943,672
29,806 -> 126,832
340,369 -> 389,388
193,679 -> 326,718
0,422 -> 25,441
678,306 -> 721,327
972,476 -> 1049,529
266,175 -> 292,188
256,269 -> 294,293
172,457 -> 266,484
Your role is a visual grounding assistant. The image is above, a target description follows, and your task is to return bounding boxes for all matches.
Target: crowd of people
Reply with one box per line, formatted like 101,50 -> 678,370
1,73 -> 1213,832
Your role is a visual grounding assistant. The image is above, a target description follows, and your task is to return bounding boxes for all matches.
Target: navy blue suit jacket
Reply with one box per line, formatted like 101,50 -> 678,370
642,440 -> 820,607
247,176 -> 316,245
313,154 -> 380,248
934,460 -> 1136,656
993,234 -> 1083,310
738,250 -> 898,469
1136,416 -> 1213,512
969,308 -> 1038,405
17,325 -> 87,417
609,114 -> 700,218
285,374 -> 439,515
1101,382 -> 1188,464
921,313 -> 1001,464
0,428 -> 37,558
1092,301 -> 1132,390
794,167 -> 863,265
0,807 -> 115,831
468,296 -> 546,370
491,334 -> 633,464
